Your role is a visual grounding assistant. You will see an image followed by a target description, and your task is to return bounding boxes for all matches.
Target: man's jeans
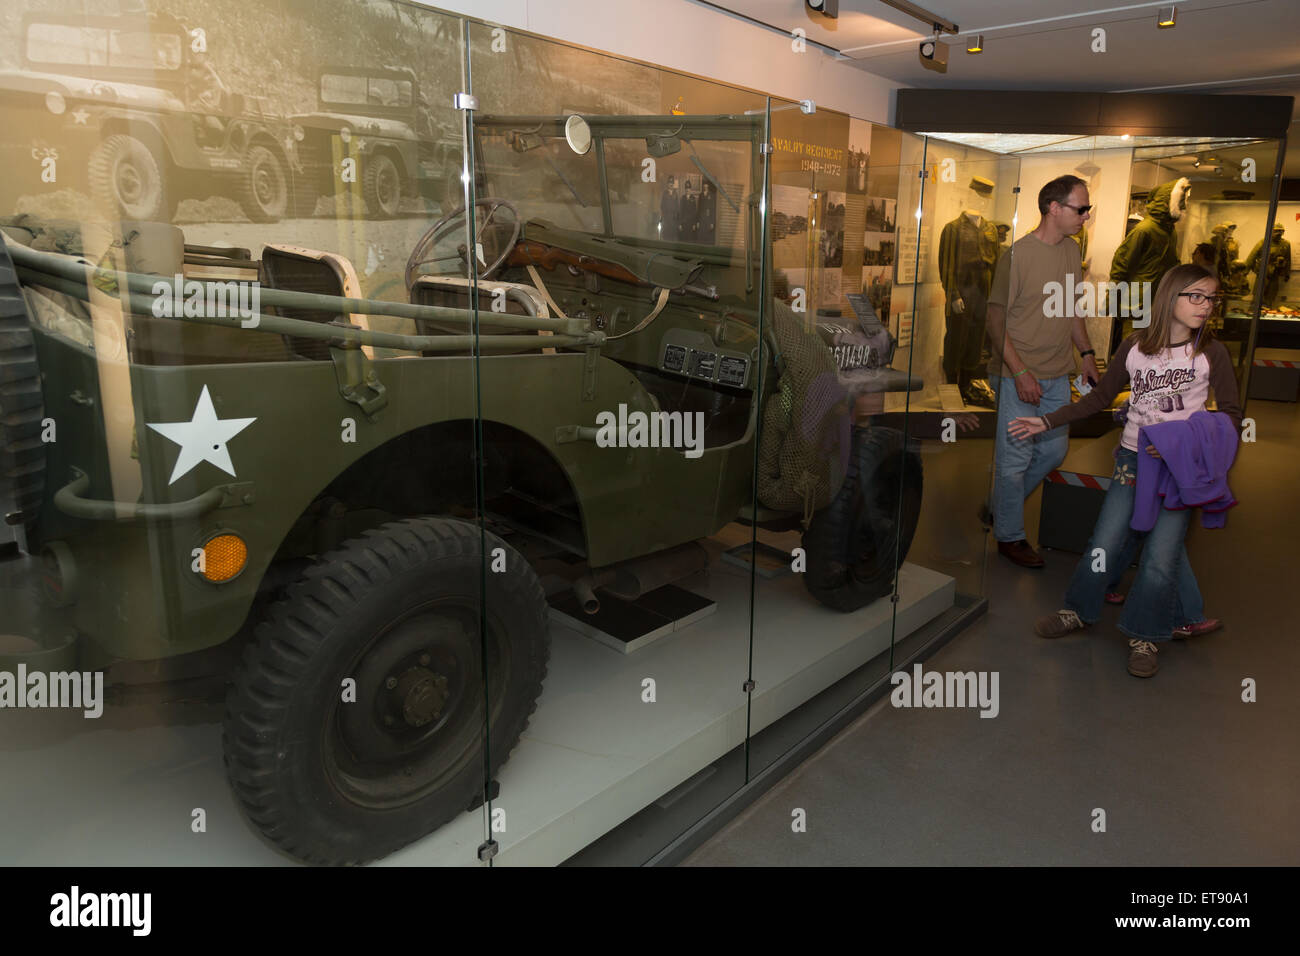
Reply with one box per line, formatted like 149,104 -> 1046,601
1063,447 -> 1197,641
992,374 -> 1070,543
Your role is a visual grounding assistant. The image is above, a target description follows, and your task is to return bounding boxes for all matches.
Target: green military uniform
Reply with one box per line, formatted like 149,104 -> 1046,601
1109,178 -> 1188,290
938,211 -> 999,404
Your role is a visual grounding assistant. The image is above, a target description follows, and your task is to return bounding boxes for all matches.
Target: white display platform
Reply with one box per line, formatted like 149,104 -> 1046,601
0,552 -> 954,867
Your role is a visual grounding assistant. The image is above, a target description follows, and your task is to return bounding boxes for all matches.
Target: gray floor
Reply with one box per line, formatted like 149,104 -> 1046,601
684,399 -> 1300,866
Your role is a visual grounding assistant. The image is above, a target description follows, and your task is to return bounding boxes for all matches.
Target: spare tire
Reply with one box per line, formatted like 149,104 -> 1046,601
0,240 -> 45,545
801,425 -> 923,612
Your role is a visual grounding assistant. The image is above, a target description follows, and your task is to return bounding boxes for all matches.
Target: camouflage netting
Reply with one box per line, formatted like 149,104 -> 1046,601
756,298 -> 852,524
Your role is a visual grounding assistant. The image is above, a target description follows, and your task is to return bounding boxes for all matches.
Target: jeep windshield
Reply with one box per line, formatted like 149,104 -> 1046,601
473,114 -> 759,260
25,21 -> 183,71
320,73 -> 413,109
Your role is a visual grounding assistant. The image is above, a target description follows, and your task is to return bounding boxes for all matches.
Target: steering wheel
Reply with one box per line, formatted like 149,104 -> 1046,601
405,197 -> 520,292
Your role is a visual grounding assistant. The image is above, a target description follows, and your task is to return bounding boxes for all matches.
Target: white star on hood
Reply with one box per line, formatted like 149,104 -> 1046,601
147,385 -> 257,485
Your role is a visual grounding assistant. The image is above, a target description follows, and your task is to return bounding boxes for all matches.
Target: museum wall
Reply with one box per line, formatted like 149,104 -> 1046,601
419,0 -> 900,124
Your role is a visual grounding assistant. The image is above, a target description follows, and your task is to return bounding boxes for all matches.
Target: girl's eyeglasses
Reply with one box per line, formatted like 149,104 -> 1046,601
1177,292 -> 1224,305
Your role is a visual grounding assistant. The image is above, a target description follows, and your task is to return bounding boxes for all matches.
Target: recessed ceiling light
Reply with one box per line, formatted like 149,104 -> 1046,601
1157,5 -> 1176,27
967,35 -> 984,54
1121,134 -> 1132,140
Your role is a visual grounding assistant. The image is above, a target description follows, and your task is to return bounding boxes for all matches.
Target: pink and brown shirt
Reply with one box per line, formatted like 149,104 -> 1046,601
1043,336 -> 1242,452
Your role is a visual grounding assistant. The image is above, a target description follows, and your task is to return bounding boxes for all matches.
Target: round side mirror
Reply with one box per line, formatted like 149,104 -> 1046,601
564,114 -> 592,155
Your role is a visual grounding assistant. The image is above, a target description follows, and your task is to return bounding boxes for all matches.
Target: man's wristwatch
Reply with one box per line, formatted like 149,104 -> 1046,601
1079,349 -> 1096,359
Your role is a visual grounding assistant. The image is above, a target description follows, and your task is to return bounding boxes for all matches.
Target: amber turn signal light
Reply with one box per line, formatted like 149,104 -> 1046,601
201,534 -> 248,582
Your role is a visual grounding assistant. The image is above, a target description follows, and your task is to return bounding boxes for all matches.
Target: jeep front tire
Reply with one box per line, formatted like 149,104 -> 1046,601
223,516 -> 550,865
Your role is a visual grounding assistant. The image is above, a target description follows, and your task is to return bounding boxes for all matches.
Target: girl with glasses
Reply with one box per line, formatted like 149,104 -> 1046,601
1007,264 -> 1242,677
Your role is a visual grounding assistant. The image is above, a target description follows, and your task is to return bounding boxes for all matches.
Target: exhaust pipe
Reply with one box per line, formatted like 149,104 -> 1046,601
570,543 -> 709,614
573,575 -> 601,615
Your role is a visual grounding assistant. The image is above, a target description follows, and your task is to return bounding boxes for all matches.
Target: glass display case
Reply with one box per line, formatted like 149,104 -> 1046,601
0,0 -> 1002,866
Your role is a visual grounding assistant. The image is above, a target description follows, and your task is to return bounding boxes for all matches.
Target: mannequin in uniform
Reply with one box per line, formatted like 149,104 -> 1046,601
1107,177 -> 1190,352
1110,177 -> 1188,288
1245,224 -> 1291,309
1209,221 -> 1239,285
938,176 -> 1000,407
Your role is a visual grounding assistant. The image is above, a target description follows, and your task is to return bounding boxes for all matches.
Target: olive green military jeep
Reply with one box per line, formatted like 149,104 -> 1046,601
0,110 -> 921,865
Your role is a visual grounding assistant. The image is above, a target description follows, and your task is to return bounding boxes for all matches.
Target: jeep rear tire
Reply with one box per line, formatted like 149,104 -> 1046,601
88,134 -> 168,222
801,425 -> 923,612
0,241 -> 44,543
238,144 -> 289,223
222,516 -> 549,865
363,153 -> 402,219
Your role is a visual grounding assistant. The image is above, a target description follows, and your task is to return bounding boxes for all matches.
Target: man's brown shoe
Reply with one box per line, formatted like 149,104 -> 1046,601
998,539 -> 1045,568
1127,639 -> 1159,677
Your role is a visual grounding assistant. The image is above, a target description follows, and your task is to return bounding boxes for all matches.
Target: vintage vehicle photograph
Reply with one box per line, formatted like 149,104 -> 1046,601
0,10 -> 301,223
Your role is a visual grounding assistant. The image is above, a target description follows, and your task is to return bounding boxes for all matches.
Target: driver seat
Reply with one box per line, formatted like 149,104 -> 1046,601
409,276 -> 553,355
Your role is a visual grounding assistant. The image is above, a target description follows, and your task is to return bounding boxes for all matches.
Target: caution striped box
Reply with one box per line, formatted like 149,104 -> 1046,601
1253,358 -> 1300,369
1040,469 -> 1110,553
1249,357 -> 1300,402
1045,469 -> 1111,491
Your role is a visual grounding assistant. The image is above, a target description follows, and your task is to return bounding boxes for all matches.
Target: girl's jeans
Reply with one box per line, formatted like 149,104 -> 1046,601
1102,530 -> 1205,626
1063,447 -> 1201,642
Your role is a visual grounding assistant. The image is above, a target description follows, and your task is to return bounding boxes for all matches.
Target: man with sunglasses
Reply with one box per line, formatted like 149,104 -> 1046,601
984,174 -> 1100,568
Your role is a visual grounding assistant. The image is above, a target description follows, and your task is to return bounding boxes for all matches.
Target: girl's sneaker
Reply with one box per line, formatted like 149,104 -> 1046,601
1173,618 -> 1222,639
1035,609 -> 1085,638
1104,592 -> 1125,605
1127,639 -> 1159,677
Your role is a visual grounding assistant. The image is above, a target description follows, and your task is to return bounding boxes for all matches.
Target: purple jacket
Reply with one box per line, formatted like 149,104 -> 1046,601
1133,411 -> 1238,531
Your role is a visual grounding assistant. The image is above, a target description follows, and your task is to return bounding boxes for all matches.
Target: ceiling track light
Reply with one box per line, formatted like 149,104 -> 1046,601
805,0 -> 839,18
966,34 -> 984,54
1157,5 -> 1176,28
919,32 -> 950,72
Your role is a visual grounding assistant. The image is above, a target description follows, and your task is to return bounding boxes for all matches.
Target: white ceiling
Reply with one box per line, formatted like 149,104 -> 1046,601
716,0 -> 1300,171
